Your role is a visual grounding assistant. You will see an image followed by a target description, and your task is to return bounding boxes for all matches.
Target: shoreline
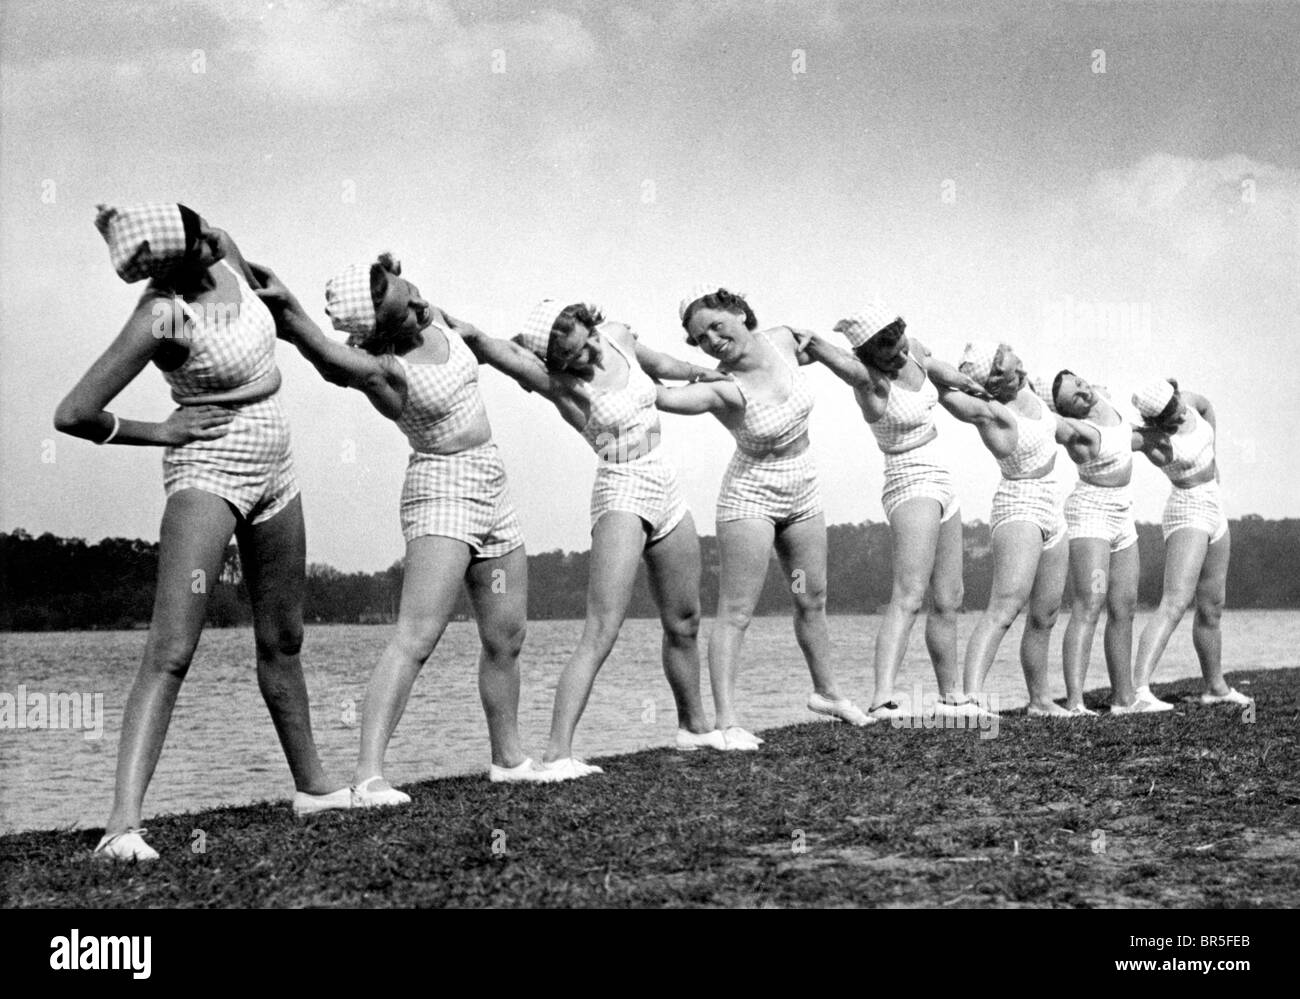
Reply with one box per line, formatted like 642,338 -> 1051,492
2,668 -> 1294,908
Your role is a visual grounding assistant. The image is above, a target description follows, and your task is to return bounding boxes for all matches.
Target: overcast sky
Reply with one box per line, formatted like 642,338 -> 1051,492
2,0 -> 1297,571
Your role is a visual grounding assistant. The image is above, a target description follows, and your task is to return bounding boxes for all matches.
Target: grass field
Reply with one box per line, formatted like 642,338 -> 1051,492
2,668 -> 1295,908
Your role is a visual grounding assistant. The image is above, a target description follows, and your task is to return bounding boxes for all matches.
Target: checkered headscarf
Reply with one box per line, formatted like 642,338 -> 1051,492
1028,372 -> 1057,412
517,298 -> 566,356
678,283 -> 723,322
1132,378 -> 1175,418
325,261 -> 381,343
958,341 -> 1003,387
834,296 -> 900,348
94,203 -> 189,283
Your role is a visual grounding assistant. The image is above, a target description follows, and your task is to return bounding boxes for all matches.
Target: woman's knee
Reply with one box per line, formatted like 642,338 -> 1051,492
392,619 -> 445,664
985,595 -> 1028,629
146,639 -> 197,681
254,620 -> 303,663
1028,605 -> 1061,632
792,579 -> 828,619
889,579 -> 928,617
1072,591 -> 1107,624
719,600 -> 755,633
661,602 -> 701,642
481,618 -> 527,662
931,580 -> 963,617
1194,593 -> 1224,628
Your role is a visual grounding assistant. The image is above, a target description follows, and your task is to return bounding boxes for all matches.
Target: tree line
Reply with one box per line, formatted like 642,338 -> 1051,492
2,517 -> 1297,631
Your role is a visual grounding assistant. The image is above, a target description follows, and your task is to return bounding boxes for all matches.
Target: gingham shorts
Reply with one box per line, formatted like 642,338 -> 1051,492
717,449 -> 821,527
1065,481 -> 1137,553
881,437 -> 959,523
163,397 -> 299,525
990,475 -> 1065,550
590,449 -> 689,543
1162,480 -> 1228,543
400,441 -> 524,558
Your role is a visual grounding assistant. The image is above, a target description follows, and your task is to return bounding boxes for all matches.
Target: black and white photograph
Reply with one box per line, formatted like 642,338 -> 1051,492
0,0 -> 1295,948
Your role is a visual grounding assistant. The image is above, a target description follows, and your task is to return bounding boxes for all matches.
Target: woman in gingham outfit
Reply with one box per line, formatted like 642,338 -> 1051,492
657,287 -> 869,748
253,254 -> 557,794
937,341 -> 1073,716
803,296 -> 982,721
56,204 -> 349,862
1129,377 -> 1248,708
457,298 -> 727,781
1051,370 -> 1171,715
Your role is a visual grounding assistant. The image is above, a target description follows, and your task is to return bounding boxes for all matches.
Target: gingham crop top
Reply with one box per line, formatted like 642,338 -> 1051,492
1161,408 -> 1216,483
160,261 -> 277,396
997,395 -> 1058,479
392,326 -> 486,452
579,329 -> 660,463
869,353 -> 938,454
730,331 -> 815,457
1077,415 -> 1133,483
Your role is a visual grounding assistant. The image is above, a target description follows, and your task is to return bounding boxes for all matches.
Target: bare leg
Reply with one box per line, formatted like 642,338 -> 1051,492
1020,537 -> 1068,712
774,513 -> 842,700
1103,543 -> 1139,707
1193,530 -> 1232,694
236,494 -> 334,794
464,545 -> 528,768
925,508 -> 965,700
709,518 -> 776,731
872,499 -> 942,706
104,489 -> 237,836
962,522 -> 1041,696
543,512 -> 646,762
642,512 -> 712,734
1133,529 -> 1208,689
354,535 -> 472,784
1062,537 -> 1110,709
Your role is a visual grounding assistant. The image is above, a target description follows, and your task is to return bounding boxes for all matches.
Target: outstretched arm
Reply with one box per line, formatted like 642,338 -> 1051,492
251,264 -> 405,417
54,291 -> 235,447
656,379 -> 743,416
634,341 -> 725,384
911,338 -> 989,397
804,333 -> 874,388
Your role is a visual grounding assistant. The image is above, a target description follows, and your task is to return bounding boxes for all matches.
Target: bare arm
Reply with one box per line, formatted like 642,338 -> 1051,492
54,291 -> 235,446
250,264 -> 405,417
440,311 -> 590,429
804,333 -> 874,388
633,341 -> 721,383
912,338 -> 988,397
656,380 -> 743,416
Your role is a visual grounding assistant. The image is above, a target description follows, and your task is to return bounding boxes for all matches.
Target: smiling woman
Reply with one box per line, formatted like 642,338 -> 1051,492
657,286 -> 870,743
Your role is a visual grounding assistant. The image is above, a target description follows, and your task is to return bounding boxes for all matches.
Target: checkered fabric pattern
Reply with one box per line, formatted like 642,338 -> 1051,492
996,400 -> 1059,479
1162,480 -> 1228,544
590,449 -> 689,543
881,437 -> 960,523
1065,482 -> 1137,552
958,340 -> 1002,387
1132,378 -> 1175,419
1161,408 -> 1216,481
580,332 -> 661,462
95,203 -> 188,283
990,475 -> 1066,550
392,330 -> 486,451
869,355 -> 939,453
1028,372 -> 1057,412
324,262 -> 378,340
159,260 -> 298,523
399,441 -> 524,557
516,298 -> 567,357
717,449 -> 821,526
678,283 -> 723,322
730,331 -> 815,456
163,396 -> 299,524
1074,418 -> 1133,481
162,261 -> 277,396
834,296 -> 900,348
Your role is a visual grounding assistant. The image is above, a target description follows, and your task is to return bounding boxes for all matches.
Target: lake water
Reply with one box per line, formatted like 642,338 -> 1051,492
2,610 -> 1296,834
